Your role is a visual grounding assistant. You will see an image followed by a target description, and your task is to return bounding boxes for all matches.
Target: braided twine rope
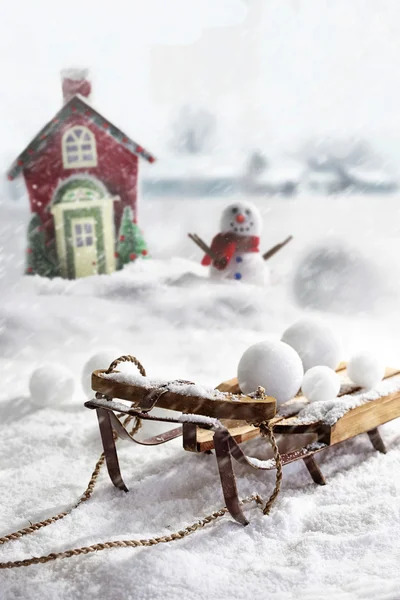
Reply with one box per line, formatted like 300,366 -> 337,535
0,356 -> 282,569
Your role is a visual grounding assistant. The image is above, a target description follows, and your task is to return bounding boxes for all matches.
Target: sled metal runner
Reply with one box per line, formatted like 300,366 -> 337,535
86,356 -> 279,526
85,357 -> 400,526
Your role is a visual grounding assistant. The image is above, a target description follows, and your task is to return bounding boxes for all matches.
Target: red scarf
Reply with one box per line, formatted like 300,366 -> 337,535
202,233 -> 260,271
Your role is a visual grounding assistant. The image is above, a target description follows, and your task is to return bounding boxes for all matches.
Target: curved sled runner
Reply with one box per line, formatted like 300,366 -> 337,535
85,356 -> 277,526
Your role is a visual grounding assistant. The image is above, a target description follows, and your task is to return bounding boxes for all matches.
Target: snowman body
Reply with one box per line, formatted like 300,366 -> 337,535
210,250 -> 269,285
204,201 -> 269,286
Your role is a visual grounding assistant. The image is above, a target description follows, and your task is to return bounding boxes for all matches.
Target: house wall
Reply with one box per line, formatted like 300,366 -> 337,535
22,114 -> 139,242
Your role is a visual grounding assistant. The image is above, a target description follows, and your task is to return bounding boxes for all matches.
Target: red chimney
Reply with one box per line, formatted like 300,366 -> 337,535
61,68 -> 91,104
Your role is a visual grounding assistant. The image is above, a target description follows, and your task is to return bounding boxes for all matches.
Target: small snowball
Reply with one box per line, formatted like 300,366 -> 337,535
301,366 -> 341,403
29,363 -> 75,407
281,318 -> 341,371
237,340 -> 303,405
347,353 -> 385,389
81,349 -> 121,397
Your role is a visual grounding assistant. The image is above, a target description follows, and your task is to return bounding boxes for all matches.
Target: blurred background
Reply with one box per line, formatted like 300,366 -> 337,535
3,0 -> 400,198
2,0 -> 400,368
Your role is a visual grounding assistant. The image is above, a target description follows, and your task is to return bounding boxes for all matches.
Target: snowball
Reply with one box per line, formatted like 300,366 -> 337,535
301,366 -> 341,403
281,318 -> 341,372
29,363 -> 75,407
81,349 -> 121,397
237,340 -> 304,405
293,242 -> 381,313
347,353 -> 385,389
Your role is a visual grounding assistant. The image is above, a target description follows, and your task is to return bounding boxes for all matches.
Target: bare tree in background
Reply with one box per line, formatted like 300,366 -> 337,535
298,137 -> 396,194
246,150 -> 269,178
171,105 -> 216,154
300,137 -> 379,172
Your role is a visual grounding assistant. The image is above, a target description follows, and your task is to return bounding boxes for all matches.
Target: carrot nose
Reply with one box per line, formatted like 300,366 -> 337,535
236,214 -> 245,224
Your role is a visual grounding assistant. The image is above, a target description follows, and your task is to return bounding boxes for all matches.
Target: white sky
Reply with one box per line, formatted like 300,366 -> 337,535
2,0 -> 400,163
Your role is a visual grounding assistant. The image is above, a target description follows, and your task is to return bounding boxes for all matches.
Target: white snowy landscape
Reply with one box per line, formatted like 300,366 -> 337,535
2,194 -> 400,599
2,0 -> 400,598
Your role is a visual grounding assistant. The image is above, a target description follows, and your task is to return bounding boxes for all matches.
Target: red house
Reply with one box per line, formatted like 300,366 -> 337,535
7,69 -> 155,279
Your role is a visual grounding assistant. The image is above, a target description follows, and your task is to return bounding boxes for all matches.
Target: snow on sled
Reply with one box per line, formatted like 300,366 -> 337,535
85,356 -> 400,526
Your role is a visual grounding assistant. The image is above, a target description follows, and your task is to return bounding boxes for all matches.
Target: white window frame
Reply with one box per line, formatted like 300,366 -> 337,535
72,218 -> 96,249
62,126 -> 98,169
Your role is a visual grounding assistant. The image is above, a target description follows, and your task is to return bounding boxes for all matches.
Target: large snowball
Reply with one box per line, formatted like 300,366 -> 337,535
29,363 -> 75,407
281,318 -> 341,372
302,366 -> 340,403
347,353 -> 385,389
81,349 -> 120,397
237,340 -> 304,405
293,242 -> 381,313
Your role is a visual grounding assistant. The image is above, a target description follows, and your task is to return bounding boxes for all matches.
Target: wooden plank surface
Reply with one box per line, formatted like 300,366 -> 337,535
216,378 -> 241,394
330,389 -> 400,445
92,371 -> 276,422
194,421 -> 260,453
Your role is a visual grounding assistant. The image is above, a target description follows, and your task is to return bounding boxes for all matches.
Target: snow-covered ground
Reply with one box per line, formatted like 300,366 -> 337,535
1,194 -> 400,599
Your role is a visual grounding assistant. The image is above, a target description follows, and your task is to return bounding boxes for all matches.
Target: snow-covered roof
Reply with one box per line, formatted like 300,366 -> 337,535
7,95 -> 156,180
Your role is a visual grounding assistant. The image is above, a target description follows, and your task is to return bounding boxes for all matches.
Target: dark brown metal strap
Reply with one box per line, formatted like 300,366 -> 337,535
367,427 -> 387,454
96,408 -> 128,492
139,387 -> 169,412
302,455 -> 326,485
109,411 -> 183,446
227,434 -> 264,468
213,428 -> 249,526
182,423 -> 198,451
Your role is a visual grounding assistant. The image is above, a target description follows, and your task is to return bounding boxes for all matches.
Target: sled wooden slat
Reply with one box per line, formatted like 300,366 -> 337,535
91,370 -> 276,422
216,378 -> 241,394
329,388 -> 400,446
194,421 -> 260,453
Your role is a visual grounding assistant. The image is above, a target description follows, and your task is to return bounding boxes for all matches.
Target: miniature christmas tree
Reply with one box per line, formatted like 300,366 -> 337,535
116,207 -> 149,269
26,213 -> 59,278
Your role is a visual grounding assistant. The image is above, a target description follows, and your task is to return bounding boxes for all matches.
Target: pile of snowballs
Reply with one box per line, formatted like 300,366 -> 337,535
237,318 -> 385,407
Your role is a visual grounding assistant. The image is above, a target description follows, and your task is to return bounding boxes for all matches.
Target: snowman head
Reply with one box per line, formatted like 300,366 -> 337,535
220,202 -> 262,236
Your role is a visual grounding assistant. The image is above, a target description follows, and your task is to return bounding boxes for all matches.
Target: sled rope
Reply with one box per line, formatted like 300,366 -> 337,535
106,354 -> 146,377
0,494 -> 264,569
259,422 -> 282,514
0,453 -> 106,545
0,416 -> 142,547
0,358 -> 282,570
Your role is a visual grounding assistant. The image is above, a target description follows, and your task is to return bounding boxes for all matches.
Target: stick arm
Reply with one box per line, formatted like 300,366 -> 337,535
188,233 -> 218,261
262,235 -> 293,261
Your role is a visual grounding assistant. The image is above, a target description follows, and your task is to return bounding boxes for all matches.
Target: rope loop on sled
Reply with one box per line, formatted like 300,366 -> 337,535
106,355 -> 147,377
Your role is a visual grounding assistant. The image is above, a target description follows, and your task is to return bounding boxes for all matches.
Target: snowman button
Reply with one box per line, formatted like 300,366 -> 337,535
236,256 -> 243,263
234,273 -> 242,280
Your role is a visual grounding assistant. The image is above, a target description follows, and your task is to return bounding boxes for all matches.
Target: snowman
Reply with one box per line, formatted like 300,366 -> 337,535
189,201 -> 292,285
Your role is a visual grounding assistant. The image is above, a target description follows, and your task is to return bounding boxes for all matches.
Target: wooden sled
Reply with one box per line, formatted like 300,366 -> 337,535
85,356 -> 400,525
